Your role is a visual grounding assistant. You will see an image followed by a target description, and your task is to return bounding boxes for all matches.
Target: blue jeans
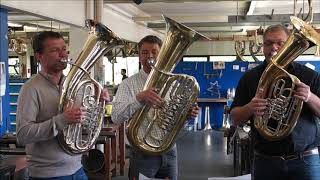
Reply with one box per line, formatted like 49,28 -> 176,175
128,145 -> 178,180
29,168 -> 88,180
253,152 -> 320,180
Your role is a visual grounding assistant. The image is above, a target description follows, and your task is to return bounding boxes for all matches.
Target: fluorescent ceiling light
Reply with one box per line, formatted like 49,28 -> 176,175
24,26 -> 39,31
8,22 -> 23,27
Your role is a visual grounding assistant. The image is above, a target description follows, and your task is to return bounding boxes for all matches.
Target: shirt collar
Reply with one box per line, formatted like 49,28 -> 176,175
39,71 -> 65,87
140,69 -> 149,80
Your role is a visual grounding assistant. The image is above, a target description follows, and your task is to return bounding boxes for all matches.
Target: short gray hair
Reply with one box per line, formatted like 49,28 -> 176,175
263,24 -> 291,40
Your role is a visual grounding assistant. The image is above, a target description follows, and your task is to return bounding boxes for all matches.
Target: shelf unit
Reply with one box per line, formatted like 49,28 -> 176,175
8,79 -> 27,134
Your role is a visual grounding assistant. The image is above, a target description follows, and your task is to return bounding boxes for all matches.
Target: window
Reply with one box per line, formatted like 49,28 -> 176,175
209,55 -> 264,62
103,56 -> 140,86
209,56 -> 236,62
183,57 -> 208,62
295,55 -> 320,61
8,56 -> 20,77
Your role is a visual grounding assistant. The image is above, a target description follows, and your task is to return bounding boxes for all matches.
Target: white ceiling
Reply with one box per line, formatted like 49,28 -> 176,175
7,10 -> 70,32
104,0 -> 320,16
103,0 -> 320,34
6,0 -> 320,34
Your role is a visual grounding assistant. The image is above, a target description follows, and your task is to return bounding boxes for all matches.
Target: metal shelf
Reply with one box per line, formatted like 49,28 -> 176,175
197,98 -> 228,103
9,83 -> 25,86
9,93 -> 19,96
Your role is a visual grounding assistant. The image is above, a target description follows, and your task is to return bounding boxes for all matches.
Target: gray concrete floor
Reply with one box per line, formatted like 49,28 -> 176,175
112,130 -> 234,180
177,130 -> 234,180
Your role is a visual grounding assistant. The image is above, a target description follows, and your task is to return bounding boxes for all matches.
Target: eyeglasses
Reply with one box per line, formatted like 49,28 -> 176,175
47,47 -> 69,54
140,50 -> 159,57
263,41 -> 286,47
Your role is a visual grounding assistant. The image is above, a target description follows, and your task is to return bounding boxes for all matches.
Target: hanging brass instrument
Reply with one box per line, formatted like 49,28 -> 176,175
105,48 -> 122,63
9,38 -> 27,56
235,41 -> 246,61
127,15 -> 209,155
57,19 -> 123,154
254,16 -> 320,141
8,29 -> 28,56
121,41 -> 138,58
203,106 -> 212,130
221,105 -> 231,131
249,41 -> 260,62
249,30 -> 263,62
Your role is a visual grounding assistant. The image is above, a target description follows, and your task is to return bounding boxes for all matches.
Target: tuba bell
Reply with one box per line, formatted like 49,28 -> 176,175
57,19 -> 124,154
127,15 -> 209,155
254,16 -> 320,141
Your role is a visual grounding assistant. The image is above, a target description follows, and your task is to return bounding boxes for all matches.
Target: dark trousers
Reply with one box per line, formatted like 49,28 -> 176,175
253,152 -> 320,180
128,146 -> 178,180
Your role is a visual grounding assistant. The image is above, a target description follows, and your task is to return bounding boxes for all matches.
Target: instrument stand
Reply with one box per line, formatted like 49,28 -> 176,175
203,106 -> 212,130
193,107 -> 202,132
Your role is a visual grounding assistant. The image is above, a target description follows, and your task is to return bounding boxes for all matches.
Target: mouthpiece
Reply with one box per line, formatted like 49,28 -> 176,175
271,51 -> 277,57
147,58 -> 156,66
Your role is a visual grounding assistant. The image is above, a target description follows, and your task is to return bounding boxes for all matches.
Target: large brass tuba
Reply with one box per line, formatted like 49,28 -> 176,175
127,16 -> 209,155
57,20 -> 123,154
254,16 -> 320,141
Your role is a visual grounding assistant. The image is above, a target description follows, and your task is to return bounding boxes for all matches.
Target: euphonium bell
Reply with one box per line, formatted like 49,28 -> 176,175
254,16 -> 320,141
57,19 -> 124,154
127,15 -> 209,155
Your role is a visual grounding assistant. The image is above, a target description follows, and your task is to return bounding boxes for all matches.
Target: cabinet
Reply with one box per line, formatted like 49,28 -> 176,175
8,79 -> 27,134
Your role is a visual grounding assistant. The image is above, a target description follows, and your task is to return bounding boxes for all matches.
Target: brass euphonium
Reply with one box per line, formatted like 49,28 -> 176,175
254,16 -> 320,141
127,15 -> 209,155
57,20 -> 123,154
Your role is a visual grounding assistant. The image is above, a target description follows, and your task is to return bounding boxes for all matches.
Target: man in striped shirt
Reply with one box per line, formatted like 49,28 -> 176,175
112,35 -> 199,180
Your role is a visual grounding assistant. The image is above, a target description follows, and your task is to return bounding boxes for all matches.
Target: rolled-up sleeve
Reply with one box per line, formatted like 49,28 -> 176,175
111,82 -> 143,124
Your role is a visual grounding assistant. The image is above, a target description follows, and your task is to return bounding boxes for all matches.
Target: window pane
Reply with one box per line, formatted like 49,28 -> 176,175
209,56 -> 235,62
103,56 -> 139,86
209,55 -> 264,62
103,57 -> 113,86
183,57 -> 208,62
296,55 -> 320,61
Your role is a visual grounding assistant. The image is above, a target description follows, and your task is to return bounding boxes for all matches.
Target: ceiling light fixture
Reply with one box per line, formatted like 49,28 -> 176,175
8,22 -> 23,27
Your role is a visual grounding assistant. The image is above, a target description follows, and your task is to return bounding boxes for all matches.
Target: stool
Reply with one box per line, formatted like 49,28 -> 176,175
84,123 -> 126,180
102,123 -> 126,177
84,130 -> 117,180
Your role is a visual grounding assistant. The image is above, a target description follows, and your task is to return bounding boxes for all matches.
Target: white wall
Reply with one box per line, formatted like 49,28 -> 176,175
1,0 -> 86,27
187,41 -> 239,56
68,27 -> 88,61
102,6 -> 163,42
1,0 -> 163,42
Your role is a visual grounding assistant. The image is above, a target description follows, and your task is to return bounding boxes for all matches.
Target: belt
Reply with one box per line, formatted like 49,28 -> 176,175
255,147 -> 319,161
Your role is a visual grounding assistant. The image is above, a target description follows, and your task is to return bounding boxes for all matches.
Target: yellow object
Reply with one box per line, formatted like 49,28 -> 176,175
105,104 -> 112,117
